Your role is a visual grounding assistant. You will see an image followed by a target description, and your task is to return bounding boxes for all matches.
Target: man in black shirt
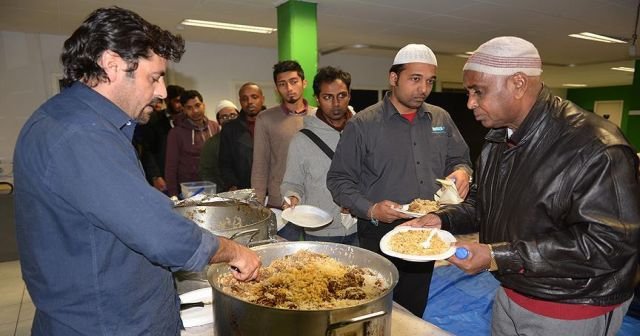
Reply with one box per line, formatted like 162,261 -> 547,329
327,44 -> 472,317
219,82 -> 266,191
134,84 -> 184,192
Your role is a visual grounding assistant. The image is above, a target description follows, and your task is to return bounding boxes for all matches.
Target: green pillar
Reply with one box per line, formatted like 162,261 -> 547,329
277,0 -> 317,105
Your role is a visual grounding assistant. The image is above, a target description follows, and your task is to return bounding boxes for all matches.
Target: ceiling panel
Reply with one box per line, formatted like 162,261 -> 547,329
0,0 -> 638,88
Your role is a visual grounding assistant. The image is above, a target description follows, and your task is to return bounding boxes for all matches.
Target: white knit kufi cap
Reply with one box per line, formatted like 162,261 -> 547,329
215,99 -> 238,113
393,44 -> 438,66
463,36 -> 542,76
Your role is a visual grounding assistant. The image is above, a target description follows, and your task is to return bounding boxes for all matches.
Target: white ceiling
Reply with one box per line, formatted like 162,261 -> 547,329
1,0 -> 639,88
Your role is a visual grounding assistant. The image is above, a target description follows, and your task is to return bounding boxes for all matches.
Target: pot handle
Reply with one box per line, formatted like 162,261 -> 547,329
246,238 -> 279,248
228,228 -> 260,242
325,310 -> 387,336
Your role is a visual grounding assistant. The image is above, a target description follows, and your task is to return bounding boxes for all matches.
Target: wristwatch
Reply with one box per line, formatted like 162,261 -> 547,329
369,203 -> 379,226
487,244 -> 498,272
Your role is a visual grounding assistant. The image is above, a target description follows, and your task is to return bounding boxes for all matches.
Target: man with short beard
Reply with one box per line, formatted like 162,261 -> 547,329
281,66 -> 358,245
219,82 -> 266,191
165,90 -> 219,197
327,44 -> 472,317
252,60 -> 317,241
12,7 -> 259,335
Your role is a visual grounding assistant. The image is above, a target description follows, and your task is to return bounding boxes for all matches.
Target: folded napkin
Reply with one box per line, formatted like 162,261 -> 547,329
341,213 -> 357,230
434,179 -> 463,204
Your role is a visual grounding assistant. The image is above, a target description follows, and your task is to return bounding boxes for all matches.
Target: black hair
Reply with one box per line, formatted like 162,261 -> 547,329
272,60 -> 305,83
180,90 -> 204,106
238,82 -> 263,96
389,64 -> 406,76
312,66 -> 352,97
166,85 -> 185,100
61,6 -> 185,87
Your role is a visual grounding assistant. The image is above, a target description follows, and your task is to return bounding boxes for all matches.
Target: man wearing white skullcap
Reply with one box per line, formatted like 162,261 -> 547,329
327,43 -> 473,316
200,99 -> 240,189
408,36 -> 639,335
215,99 -> 239,126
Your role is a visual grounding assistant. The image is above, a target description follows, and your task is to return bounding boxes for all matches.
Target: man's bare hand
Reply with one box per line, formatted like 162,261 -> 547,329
152,177 -> 167,192
371,200 -> 412,223
211,237 -> 261,281
400,213 -> 442,228
447,242 -> 492,275
447,169 -> 471,199
281,195 -> 299,210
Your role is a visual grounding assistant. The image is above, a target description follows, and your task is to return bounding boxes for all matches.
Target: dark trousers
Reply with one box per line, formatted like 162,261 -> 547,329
357,218 -> 434,317
278,225 -> 360,247
277,222 -> 305,241
305,232 -> 359,246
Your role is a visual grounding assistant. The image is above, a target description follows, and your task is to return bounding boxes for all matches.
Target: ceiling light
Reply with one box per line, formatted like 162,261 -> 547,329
562,83 -> 588,87
610,66 -> 635,72
180,19 -> 277,34
568,32 -> 626,43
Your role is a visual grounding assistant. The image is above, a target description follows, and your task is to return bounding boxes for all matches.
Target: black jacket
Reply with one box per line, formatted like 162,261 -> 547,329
219,110 -> 255,190
134,111 -> 175,182
438,86 -> 640,306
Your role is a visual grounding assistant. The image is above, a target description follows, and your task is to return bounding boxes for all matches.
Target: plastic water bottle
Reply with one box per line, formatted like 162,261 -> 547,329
455,247 -> 469,259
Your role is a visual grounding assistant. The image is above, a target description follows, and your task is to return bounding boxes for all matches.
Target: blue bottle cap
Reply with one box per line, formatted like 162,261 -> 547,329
455,247 -> 469,259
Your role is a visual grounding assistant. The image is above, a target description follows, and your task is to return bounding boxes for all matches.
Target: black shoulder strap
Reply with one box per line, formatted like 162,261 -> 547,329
299,129 -> 334,159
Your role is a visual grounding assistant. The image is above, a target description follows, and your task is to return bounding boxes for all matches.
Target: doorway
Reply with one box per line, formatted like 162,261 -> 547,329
593,100 -> 624,127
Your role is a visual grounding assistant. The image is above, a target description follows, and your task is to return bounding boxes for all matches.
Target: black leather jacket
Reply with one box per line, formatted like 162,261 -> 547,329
438,86 -> 640,305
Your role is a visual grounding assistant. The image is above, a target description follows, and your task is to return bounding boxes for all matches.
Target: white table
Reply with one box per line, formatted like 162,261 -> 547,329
181,301 -> 451,336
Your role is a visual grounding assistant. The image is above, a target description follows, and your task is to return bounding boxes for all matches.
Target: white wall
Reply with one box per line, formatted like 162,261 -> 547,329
0,31 -> 394,183
168,41 -> 280,114
169,41 -> 394,114
0,32 -> 68,183
320,53 -> 391,91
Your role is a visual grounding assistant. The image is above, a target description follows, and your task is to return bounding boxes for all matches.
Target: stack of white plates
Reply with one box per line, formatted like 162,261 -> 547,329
179,288 -> 213,328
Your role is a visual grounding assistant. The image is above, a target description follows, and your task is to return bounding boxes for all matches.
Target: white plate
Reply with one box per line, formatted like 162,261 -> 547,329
394,204 -> 428,218
281,205 -> 333,228
379,227 -> 457,262
179,288 -> 213,328
270,208 -> 285,231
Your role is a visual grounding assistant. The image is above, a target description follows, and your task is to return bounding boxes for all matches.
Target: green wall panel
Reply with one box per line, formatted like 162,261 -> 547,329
567,85 -> 639,151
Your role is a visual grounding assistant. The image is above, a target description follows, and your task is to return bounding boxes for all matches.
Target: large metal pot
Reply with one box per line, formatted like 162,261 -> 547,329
174,200 -> 276,246
207,242 -> 399,336
173,201 -> 277,292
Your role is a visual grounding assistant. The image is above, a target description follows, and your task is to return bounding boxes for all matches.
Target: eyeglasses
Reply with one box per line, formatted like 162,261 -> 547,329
219,113 -> 238,121
319,92 -> 349,102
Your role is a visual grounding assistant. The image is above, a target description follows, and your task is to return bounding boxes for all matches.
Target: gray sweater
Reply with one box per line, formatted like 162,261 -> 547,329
281,114 -> 357,237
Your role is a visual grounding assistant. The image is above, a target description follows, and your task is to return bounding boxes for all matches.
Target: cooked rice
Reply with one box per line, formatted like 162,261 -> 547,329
389,229 -> 450,255
407,199 -> 440,214
218,250 -> 388,310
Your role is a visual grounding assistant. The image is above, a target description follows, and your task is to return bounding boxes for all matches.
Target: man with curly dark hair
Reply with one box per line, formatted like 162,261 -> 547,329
13,7 -> 260,335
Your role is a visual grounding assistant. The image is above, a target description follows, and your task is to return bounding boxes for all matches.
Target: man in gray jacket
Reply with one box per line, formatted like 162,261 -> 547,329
281,66 -> 358,245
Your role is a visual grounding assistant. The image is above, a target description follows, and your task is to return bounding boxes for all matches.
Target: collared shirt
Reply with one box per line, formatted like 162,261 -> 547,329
327,92 -> 472,219
281,99 -> 310,115
13,82 -> 218,335
252,100 -> 316,207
